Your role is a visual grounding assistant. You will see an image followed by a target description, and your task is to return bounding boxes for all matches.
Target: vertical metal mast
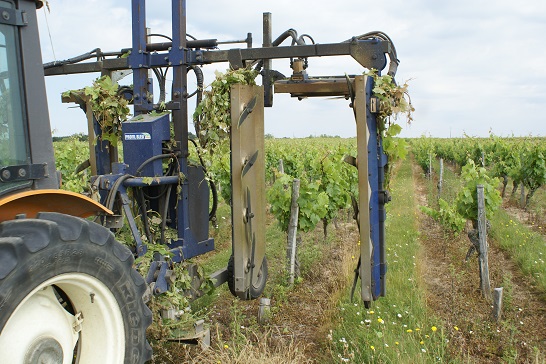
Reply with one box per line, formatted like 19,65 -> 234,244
171,0 -> 188,153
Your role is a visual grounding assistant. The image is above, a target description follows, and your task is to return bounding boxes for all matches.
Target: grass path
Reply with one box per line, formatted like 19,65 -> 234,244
329,158 -> 445,363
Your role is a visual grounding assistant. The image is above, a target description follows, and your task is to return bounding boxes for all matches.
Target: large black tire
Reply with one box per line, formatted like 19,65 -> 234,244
227,255 -> 268,300
0,212 -> 152,363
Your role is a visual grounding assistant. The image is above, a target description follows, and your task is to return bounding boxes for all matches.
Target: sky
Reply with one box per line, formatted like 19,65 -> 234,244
36,0 -> 546,138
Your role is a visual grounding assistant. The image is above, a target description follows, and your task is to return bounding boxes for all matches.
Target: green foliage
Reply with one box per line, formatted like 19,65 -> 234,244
0,88 -> 10,134
521,146 -> 546,201
265,139 -> 356,234
63,75 -> 130,144
306,148 -> 352,229
53,136 -> 89,192
455,159 -> 501,221
420,199 -> 466,234
411,135 -> 435,175
267,172 -> 329,233
419,159 -> 501,233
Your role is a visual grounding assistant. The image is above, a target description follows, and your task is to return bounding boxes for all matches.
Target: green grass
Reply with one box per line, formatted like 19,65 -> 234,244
329,158 -> 447,363
489,212 -> 546,294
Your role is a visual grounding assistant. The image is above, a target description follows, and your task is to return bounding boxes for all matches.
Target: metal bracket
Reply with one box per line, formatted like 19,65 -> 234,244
0,163 -> 48,182
0,6 -> 27,26
227,49 -> 244,69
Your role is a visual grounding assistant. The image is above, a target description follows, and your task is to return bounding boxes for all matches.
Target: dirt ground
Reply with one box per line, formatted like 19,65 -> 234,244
162,221 -> 359,364
413,163 -> 546,363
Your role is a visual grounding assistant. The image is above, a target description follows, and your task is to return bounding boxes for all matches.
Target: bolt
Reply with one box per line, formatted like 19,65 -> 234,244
2,169 -> 10,180
18,168 -> 26,177
372,54 -> 378,60
173,91 -> 180,98
2,11 -> 9,21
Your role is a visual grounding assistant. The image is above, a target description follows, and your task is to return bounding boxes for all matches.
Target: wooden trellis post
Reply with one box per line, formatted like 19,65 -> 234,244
287,178 -> 300,285
477,185 -> 491,300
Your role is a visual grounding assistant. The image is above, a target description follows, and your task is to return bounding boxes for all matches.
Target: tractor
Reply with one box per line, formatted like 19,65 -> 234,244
0,0 -> 399,362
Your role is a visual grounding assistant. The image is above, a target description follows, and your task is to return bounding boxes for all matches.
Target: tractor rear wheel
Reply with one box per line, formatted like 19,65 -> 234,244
0,212 -> 152,363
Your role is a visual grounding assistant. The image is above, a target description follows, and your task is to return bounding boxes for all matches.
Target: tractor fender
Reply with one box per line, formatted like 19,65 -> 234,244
0,189 -> 113,222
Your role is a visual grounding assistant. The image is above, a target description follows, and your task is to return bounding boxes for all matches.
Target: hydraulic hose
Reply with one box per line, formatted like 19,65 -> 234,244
43,48 -> 104,69
134,152 -> 180,177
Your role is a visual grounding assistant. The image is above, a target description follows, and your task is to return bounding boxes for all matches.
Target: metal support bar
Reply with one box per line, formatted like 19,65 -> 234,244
262,12 -> 273,107
274,77 -> 355,98
44,40 -> 390,77
201,40 -> 389,70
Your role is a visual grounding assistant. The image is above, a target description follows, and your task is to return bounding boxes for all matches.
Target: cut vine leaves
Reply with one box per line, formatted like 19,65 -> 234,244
62,75 -> 130,145
365,69 -> 414,164
193,67 -> 258,154
192,67 -> 259,203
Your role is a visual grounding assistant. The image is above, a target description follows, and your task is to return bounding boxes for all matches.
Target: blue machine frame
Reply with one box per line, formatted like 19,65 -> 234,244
46,0 -> 398,303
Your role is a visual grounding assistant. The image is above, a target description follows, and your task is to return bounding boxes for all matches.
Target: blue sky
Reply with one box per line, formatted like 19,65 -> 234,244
37,0 -> 546,138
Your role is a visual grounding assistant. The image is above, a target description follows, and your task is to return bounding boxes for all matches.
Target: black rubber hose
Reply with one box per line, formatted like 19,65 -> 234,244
187,66 -> 204,100
152,68 -> 167,105
44,48 -> 103,69
254,29 -> 305,72
135,152 -> 180,176
105,174 -> 133,211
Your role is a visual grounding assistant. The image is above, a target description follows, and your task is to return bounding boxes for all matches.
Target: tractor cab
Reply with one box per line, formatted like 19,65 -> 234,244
0,0 -> 58,198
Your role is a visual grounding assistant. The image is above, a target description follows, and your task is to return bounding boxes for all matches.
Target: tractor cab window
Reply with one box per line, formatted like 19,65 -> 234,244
0,1 -> 29,167
0,0 -> 31,193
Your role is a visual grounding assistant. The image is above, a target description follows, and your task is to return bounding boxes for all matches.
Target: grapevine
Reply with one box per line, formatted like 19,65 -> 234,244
266,139 -> 356,236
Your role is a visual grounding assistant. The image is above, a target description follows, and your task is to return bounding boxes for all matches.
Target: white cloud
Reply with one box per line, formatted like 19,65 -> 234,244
37,0 -> 546,138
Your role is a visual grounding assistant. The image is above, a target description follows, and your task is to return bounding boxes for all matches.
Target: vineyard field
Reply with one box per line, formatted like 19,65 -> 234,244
51,136 -> 546,363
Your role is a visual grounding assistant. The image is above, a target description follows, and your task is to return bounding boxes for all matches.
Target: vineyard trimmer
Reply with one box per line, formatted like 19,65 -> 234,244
0,1 -> 399,361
